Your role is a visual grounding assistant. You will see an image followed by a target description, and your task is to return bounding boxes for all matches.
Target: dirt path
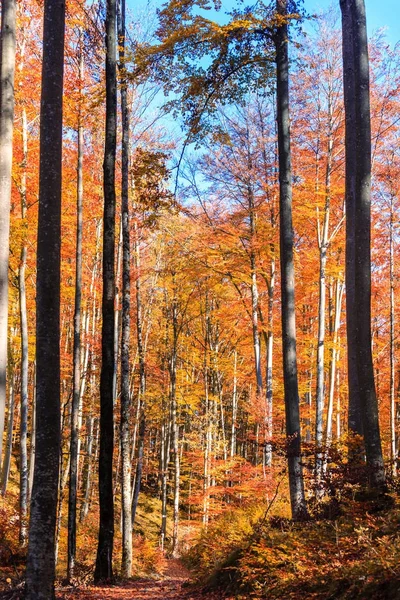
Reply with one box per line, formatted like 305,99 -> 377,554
57,560 -> 218,600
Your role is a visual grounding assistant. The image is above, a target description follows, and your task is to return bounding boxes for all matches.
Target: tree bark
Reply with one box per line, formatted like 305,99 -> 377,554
275,0 -> 307,520
95,0 -> 117,580
340,0 -> 364,442
389,193 -> 397,478
0,370 -> 14,495
80,415 -> 96,523
0,0 -> 16,470
342,0 -> 386,490
324,279 -> 344,465
25,1 -> 65,595
119,0 -> 132,576
18,40 -> 30,540
170,292 -> 180,556
28,366 -> 36,502
131,234 -> 146,527
67,32 -> 84,582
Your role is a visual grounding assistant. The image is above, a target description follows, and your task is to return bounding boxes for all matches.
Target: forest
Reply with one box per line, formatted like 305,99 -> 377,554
0,0 -> 399,598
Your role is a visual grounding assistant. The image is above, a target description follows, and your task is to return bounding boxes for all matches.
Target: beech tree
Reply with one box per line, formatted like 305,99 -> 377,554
340,0 -> 386,490
25,0 -> 65,596
0,0 -> 16,471
118,0 -> 133,577
95,0 -> 117,581
67,28 -> 85,583
340,0 -> 364,445
275,0 -> 307,519
135,0 -> 309,520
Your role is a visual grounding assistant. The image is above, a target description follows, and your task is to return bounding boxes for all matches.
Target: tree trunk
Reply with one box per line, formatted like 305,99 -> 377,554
95,0 -> 117,581
67,33 -> 84,582
340,0 -> 364,442
19,238 -> 29,546
342,0 -> 386,490
170,294 -> 180,556
113,220 -> 122,406
25,0 -> 65,596
315,96 -> 334,485
230,349 -> 238,458
131,234 -> 146,527
80,415 -> 96,522
28,365 -> 36,501
324,280 -> 344,466
18,49 -> 29,544
275,0 -> 307,520
55,451 -> 70,565
119,0 -> 132,575
0,370 -> 14,495
0,0 -> 16,470
159,417 -> 170,551
389,193 -> 397,478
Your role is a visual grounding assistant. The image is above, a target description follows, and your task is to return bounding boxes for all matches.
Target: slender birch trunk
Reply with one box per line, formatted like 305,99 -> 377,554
28,365 -> 36,501
55,451 -> 71,565
80,415 -> 96,522
19,99 -> 29,547
315,96 -> 334,484
67,33 -> 84,582
0,370 -> 14,495
324,280 -> 344,466
230,349 -> 238,458
170,292 -> 180,556
113,220 -> 123,405
160,417 -> 170,550
131,233 -> 146,527
389,193 -> 397,478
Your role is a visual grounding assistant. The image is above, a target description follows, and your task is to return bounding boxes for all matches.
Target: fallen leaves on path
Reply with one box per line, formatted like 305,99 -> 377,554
56,560 -> 231,600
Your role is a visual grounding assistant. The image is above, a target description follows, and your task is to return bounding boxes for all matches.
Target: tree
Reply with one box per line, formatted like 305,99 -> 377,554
95,0 -> 117,581
340,0 -> 385,490
0,0 -> 16,472
275,0 -> 307,519
25,0 -> 65,596
339,0 -> 364,444
67,28 -> 85,583
118,0 -> 133,577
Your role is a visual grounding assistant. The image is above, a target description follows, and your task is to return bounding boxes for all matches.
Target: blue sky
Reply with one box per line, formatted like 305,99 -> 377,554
137,0 -> 399,47
307,0 -> 399,46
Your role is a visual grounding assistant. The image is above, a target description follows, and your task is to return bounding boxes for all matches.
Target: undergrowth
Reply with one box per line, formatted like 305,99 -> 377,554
184,494 -> 400,599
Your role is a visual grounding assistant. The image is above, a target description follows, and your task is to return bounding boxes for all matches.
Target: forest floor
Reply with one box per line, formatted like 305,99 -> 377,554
0,560 -> 227,599
56,560 -> 227,600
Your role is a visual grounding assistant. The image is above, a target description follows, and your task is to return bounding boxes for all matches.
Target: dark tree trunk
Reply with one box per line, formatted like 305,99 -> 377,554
118,0 -> 132,577
94,0 -> 117,582
275,0 -> 307,520
351,0 -> 385,489
340,0 -> 364,442
67,31 -> 84,583
25,0 -> 65,597
340,0 -> 385,490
